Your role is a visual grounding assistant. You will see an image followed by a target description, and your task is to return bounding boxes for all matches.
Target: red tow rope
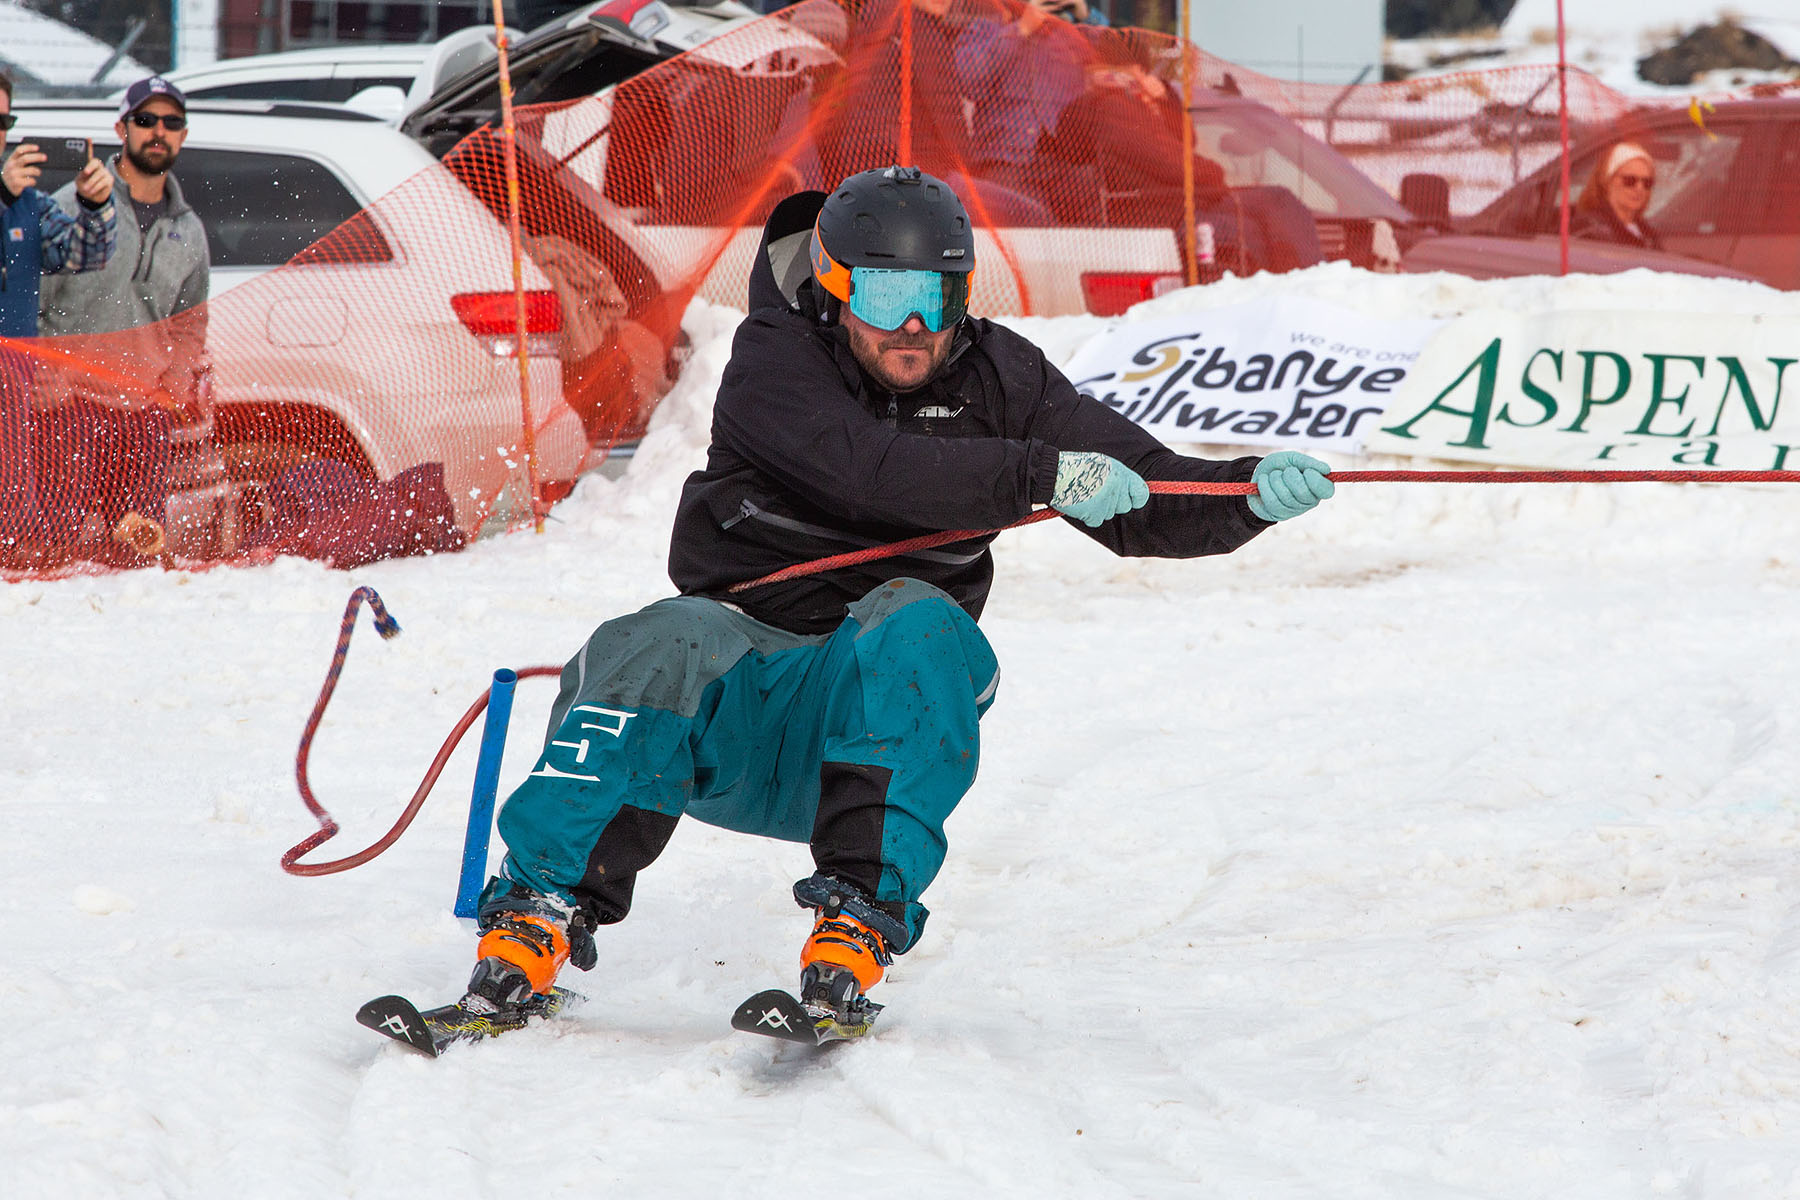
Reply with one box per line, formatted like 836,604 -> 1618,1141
281,586 -> 559,877
728,468 -> 1800,593
285,467 -> 1800,877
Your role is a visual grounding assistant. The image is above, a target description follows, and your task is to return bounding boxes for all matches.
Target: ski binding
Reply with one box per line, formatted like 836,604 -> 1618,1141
731,987 -> 882,1046
357,986 -> 580,1057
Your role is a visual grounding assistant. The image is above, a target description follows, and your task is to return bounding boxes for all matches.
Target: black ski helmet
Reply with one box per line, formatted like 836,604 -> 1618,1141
811,165 -> 976,309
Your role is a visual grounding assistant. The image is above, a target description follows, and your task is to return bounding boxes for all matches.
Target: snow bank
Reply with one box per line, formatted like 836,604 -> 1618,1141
9,263 -> 1800,1199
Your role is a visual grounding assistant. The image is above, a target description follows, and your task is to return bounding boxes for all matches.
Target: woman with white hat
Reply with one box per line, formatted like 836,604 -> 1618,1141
1572,140 -> 1663,249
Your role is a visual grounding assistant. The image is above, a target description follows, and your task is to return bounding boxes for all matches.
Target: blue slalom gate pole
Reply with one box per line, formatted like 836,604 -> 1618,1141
454,669 -> 517,917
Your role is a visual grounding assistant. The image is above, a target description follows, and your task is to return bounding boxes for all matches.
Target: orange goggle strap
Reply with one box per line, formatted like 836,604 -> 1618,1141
811,223 -> 855,302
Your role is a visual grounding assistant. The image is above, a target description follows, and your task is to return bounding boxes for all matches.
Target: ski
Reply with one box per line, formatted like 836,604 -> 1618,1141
731,987 -> 882,1046
356,987 -> 579,1057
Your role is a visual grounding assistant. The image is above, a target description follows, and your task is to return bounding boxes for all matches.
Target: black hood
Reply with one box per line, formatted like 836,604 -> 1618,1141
749,188 -> 830,320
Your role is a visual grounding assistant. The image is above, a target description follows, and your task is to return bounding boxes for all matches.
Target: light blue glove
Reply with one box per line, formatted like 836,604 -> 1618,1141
1247,451 -> 1334,521
1051,451 -> 1151,528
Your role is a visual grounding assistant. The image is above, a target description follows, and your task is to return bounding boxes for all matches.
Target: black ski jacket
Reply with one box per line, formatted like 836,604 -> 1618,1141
668,190 -> 1272,634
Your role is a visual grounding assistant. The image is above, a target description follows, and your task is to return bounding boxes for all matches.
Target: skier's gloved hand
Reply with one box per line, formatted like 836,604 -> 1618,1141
1247,451 -> 1334,522
1051,451 -> 1151,528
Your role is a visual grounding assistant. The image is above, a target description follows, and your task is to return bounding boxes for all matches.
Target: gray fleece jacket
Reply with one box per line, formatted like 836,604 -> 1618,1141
39,156 -> 210,397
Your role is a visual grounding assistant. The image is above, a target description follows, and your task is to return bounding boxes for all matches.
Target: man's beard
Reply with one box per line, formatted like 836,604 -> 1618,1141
124,140 -> 176,177
846,322 -> 953,392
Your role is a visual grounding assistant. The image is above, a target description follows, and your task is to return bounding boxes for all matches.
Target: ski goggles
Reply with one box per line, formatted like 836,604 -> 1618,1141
845,266 -> 970,333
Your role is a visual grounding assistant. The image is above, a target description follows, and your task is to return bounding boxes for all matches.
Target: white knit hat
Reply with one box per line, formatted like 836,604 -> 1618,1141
1602,141 -> 1653,181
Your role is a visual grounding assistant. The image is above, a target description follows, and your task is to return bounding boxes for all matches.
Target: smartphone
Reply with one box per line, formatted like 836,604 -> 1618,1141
32,136 -> 94,173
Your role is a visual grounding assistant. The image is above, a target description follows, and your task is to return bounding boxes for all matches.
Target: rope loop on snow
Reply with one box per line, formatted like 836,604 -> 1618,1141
281,587 -> 559,878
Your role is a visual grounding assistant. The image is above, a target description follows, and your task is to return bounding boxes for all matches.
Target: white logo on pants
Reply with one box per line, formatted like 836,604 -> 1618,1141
528,705 -> 637,782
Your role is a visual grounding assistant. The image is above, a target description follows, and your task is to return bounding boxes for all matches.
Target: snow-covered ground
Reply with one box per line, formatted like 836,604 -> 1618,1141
1390,0 -> 1800,96
0,0 -> 149,88
8,263 -> 1800,1198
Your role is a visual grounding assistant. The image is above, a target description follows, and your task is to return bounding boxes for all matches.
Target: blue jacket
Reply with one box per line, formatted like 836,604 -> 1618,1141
0,184 -> 117,339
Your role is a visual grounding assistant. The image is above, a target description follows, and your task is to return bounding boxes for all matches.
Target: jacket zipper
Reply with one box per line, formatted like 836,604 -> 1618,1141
135,224 -> 159,283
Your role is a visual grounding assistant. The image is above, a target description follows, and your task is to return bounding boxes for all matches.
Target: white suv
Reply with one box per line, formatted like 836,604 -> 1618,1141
10,99 -> 585,537
160,30 -> 499,125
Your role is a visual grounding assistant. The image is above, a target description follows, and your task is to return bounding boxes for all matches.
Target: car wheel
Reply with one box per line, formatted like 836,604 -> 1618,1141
213,406 -> 376,538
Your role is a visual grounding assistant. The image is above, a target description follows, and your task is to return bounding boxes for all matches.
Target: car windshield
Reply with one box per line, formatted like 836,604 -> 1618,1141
1636,128 -> 1746,235
407,23 -> 663,146
1471,114 -> 1758,240
1190,100 -> 1409,221
183,76 -> 418,104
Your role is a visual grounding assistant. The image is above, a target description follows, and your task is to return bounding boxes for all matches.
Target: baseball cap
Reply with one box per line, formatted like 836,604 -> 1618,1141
119,76 -> 187,120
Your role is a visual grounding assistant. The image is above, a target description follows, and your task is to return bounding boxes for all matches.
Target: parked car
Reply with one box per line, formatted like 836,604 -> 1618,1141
1189,90 -> 1417,275
398,0 -> 836,445
612,76 -> 1422,317
1401,230 -> 1758,283
399,0 -> 1420,326
160,30 -> 499,124
12,99 -> 585,539
403,0 -> 779,156
1397,98 -> 1786,287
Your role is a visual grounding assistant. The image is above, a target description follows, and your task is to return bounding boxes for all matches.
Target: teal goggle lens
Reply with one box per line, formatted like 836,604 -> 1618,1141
847,267 -> 969,333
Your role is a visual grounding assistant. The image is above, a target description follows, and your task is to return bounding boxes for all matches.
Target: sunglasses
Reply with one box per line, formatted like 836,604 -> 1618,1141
846,266 -> 970,333
128,111 -> 187,131
1616,173 -> 1655,190
0,114 -> 16,132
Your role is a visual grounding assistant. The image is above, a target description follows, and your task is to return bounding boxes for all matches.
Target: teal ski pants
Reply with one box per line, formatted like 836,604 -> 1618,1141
493,578 -> 1000,951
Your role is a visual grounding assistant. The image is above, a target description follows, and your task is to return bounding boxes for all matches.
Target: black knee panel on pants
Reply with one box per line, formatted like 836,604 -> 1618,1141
579,804 -> 681,927
810,760 -> 894,902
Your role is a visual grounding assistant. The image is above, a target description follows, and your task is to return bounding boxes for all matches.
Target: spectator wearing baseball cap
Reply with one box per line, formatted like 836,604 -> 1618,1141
43,71 -> 205,348
118,75 -> 189,122
38,74 -> 211,565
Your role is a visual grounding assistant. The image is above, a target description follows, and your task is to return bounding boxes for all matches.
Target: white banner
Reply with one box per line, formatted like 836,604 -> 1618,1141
1063,297 -> 1446,451
1366,309 -> 1800,470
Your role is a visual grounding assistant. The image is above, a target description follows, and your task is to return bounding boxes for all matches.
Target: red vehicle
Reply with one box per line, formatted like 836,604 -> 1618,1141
1400,97 -> 1786,287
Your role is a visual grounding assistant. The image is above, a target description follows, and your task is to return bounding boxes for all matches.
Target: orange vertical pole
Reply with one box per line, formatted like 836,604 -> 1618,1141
1555,0 -> 1571,277
899,0 -> 914,164
492,3 -> 545,532
1179,0 -> 1199,286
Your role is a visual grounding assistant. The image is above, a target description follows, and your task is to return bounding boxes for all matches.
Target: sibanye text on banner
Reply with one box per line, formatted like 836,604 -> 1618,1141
1060,298 -> 1446,451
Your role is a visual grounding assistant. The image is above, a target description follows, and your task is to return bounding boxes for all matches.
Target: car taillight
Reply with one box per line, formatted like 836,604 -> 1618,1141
1079,272 -> 1185,317
591,0 -> 670,38
451,290 -> 562,357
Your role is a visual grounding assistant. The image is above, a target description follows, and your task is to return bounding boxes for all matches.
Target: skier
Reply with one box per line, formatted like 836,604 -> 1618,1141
463,165 -> 1334,1029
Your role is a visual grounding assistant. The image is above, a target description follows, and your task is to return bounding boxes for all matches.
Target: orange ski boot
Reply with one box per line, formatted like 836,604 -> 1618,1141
799,906 -> 892,1021
466,913 -> 571,1012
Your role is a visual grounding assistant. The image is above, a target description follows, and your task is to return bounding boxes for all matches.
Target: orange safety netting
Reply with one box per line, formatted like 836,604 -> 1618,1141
2,0 -> 1792,578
